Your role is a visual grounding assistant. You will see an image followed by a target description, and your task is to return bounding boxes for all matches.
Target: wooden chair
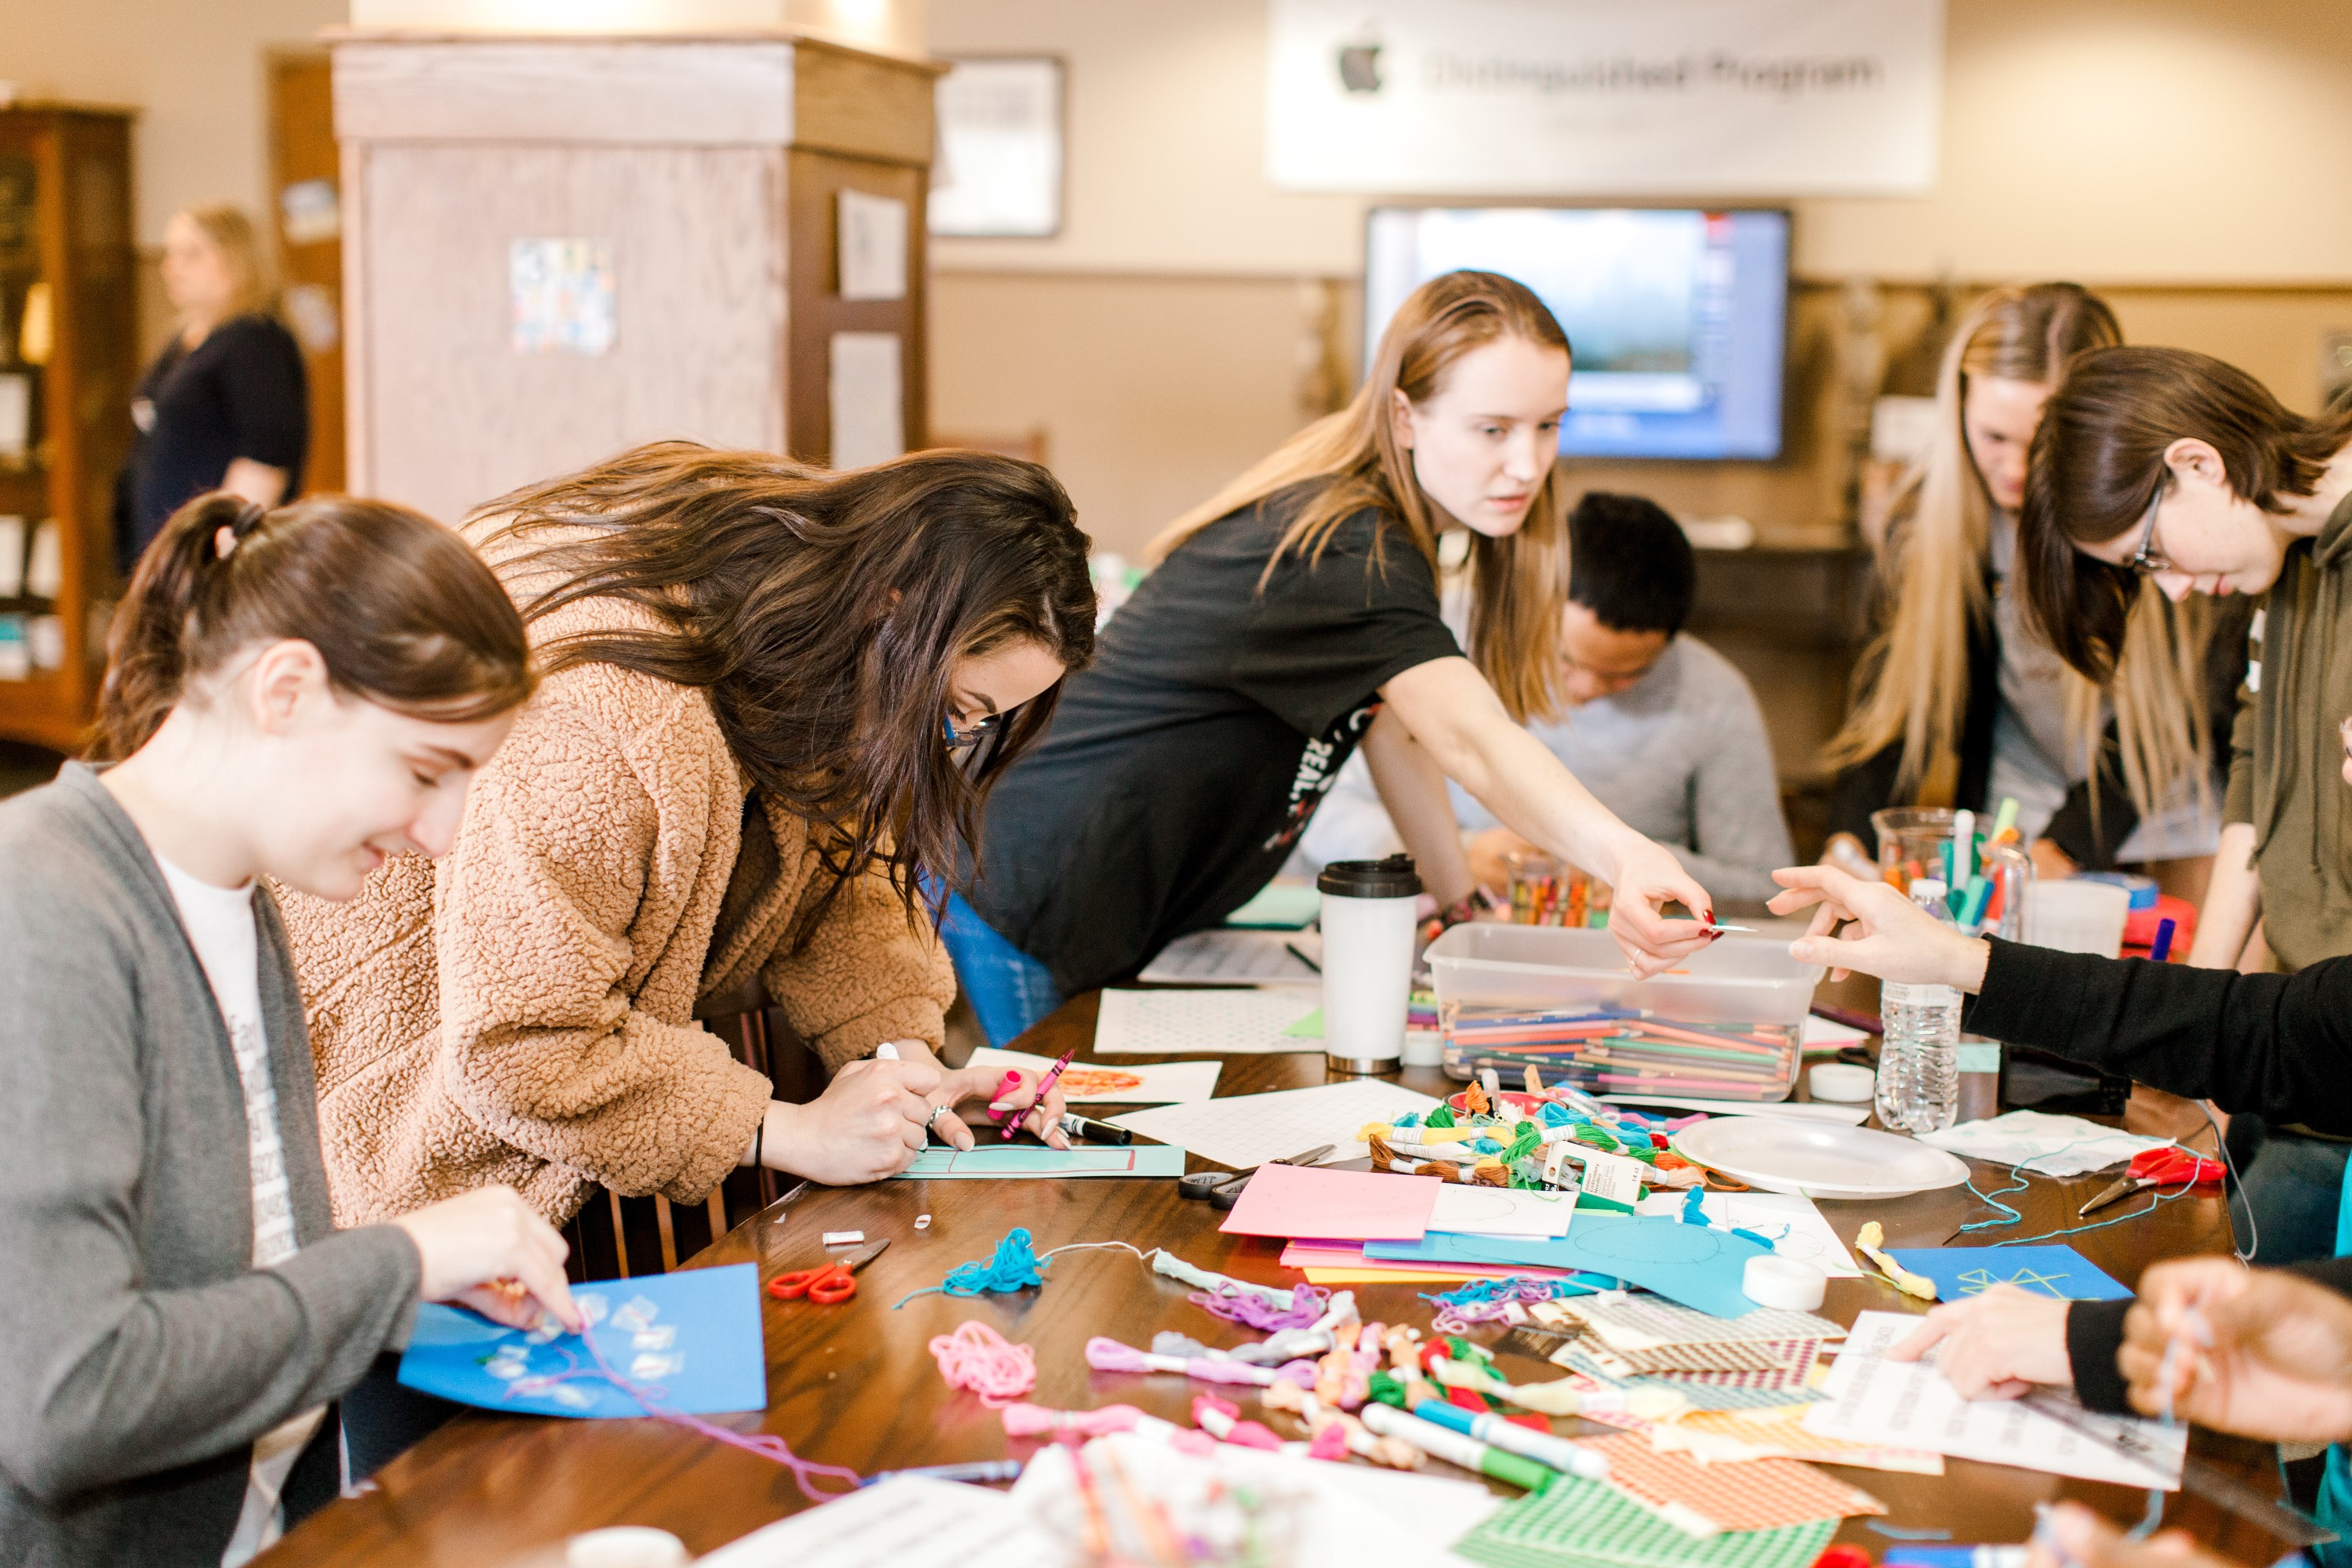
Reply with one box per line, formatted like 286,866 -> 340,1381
560,1000 -> 822,1281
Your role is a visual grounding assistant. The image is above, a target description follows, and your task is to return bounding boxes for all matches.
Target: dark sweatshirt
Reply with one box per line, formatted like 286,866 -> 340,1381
1963,937 -> 2352,1412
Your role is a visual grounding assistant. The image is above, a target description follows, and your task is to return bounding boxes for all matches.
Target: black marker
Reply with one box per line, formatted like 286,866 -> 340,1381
1058,1110 -> 1134,1145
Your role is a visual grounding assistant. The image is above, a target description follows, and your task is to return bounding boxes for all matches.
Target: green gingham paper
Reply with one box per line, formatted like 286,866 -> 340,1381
1453,1475 -> 1836,1568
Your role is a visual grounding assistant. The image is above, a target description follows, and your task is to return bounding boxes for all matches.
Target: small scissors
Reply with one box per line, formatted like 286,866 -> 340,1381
2078,1147 -> 2225,1217
1178,1144 -> 1335,1210
768,1238 -> 891,1304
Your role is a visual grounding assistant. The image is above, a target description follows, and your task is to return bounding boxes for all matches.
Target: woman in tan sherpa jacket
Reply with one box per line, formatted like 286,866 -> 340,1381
279,443 -> 1097,1234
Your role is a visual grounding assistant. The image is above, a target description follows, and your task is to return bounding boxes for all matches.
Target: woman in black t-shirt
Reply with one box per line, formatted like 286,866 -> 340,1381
114,205 -> 308,574
948,270 -> 1718,1044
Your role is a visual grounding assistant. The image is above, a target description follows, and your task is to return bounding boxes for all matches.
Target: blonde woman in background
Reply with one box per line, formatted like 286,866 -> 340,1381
946,270 -> 1718,1044
1820,282 -> 2241,894
114,205 -> 308,574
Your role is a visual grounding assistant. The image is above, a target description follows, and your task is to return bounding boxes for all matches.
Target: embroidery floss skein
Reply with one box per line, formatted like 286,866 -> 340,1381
929,1320 -> 1037,1407
1085,1336 -> 1319,1387
891,1226 -> 1048,1308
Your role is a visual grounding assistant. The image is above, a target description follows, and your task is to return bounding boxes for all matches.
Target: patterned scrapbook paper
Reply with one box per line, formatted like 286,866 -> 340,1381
1646,1355 -> 1818,1393
1571,1434 -> 1887,1532
1613,1338 -> 1821,1375
1454,1476 -> 1836,1568
1556,1349 -> 1824,1412
1548,1294 -> 1844,1352
1569,1402 -> 1944,1477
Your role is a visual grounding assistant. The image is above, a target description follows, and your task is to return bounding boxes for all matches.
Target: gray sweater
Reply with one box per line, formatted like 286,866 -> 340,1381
0,764 -> 422,1567
1301,634 -> 1796,901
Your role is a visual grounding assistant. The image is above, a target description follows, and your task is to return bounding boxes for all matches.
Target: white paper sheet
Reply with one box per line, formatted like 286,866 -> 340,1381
1602,1094 -> 1871,1126
699,1475 -> 1055,1568
1632,1189 -> 1863,1276
1916,1110 -> 2168,1178
1427,1182 -> 1576,1238
1803,1310 -> 2184,1490
1094,987 -> 1321,1054
1802,1014 -> 1869,1049
836,189 -> 909,301
964,1045 -> 1221,1105
829,331 -> 905,470
1108,1078 -> 1439,1170
1138,928 -> 1321,985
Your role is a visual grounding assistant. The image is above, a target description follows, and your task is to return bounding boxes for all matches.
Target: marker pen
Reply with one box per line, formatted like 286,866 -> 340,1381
863,1458 -> 1025,1486
1359,1404 -> 1552,1493
1408,1399 -> 1609,1481
1058,1111 -> 1134,1145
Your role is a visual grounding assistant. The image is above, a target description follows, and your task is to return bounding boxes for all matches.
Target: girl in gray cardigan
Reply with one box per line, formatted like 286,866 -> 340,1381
0,492 -> 579,1567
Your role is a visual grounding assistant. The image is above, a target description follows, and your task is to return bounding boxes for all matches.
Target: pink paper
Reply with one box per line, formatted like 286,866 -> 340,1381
1218,1162 -> 1440,1242
1277,1242 -> 1590,1282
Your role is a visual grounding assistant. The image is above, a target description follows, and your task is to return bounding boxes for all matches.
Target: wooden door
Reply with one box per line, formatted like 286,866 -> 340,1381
267,51 -> 346,496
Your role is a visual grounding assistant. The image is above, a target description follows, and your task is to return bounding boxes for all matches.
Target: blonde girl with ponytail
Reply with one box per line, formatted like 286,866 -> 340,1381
947,270 -> 1719,1043
1821,283 -> 2228,884
0,492 -> 575,1566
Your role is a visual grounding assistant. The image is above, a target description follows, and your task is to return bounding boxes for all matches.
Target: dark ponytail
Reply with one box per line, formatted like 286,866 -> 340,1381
89,491 -> 536,762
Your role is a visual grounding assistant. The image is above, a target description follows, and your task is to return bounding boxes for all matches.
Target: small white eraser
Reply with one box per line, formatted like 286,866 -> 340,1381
822,1230 -> 865,1247
1744,1253 -> 1828,1312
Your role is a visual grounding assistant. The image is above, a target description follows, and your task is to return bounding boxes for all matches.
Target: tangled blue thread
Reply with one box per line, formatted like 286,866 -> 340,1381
892,1227 -> 1046,1309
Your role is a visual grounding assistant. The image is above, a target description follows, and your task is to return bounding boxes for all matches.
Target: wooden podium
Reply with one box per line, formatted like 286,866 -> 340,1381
332,33 -> 938,527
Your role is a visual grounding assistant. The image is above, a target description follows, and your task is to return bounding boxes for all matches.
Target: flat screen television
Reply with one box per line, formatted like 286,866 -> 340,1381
1364,206 -> 1791,461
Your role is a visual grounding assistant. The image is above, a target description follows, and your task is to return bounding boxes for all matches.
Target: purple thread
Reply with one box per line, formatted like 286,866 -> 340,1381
1421,1276 -> 1590,1335
1189,1282 -> 1330,1331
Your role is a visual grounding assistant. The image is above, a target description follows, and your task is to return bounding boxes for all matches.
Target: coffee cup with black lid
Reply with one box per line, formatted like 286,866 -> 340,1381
1316,854 -> 1421,1076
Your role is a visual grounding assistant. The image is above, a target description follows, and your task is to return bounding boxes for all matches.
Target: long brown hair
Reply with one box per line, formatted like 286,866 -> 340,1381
1826,284 -> 2119,793
1149,270 -> 1573,723
89,491 -> 535,763
477,443 -> 1096,941
2024,346 -> 2352,679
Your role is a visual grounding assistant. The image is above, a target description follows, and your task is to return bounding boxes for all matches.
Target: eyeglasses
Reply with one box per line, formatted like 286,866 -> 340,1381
942,710 -> 1007,752
2126,483 -> 2172,574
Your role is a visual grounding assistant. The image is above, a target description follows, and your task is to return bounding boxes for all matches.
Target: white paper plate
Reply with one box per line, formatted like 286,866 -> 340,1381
1670,1116 -> 1972,1199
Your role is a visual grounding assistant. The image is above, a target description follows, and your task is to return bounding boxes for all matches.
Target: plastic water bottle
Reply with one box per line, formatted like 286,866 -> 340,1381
1878,877 -> 1962,1134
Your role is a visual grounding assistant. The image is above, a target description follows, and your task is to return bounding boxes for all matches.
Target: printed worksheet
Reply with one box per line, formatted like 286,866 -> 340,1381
1135,930 -> 1322,985
1802,1311 -> 2184,1489
1093,988 -> 1323,1054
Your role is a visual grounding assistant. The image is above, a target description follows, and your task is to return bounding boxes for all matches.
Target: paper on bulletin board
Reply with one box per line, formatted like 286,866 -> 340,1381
510,238 -> 616,355
837,190 -> 909,301
829,332 -> 904,470
0,374 -> 27,458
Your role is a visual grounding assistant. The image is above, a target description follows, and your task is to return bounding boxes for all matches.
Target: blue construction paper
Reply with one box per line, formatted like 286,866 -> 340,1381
1883,1245 -> 2131,1302
1366,1214 -> 1770,1317
397,1263 -> 766,1418
891,1144 -> 1187,1179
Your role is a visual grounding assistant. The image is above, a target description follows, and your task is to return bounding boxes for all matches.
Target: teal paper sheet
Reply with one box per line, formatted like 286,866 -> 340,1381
1366,1214 -> 1770,1316
891,1144 -> 1187,1180
1223,883 -> 1320,929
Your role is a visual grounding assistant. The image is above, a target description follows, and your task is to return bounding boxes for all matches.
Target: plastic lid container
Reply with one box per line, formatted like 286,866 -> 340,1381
1318,855 -> 1421,898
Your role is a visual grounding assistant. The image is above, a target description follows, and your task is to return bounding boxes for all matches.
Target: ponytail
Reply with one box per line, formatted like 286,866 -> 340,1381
89,491 -> 536,762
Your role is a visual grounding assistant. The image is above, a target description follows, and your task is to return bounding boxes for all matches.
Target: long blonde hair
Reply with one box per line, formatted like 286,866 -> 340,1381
174,203 -> 273,320
1148,270 -> 1572,724
1825,283 -> 2213,820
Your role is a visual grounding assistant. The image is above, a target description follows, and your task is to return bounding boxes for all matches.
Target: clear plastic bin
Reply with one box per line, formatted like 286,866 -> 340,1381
1425,924 -> 1823,1098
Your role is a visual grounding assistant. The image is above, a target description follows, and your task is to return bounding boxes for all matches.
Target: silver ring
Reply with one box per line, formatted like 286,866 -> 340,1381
925,1102 -> 954,1129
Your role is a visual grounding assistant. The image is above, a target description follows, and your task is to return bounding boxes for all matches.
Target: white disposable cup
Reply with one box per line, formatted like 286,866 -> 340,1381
2025,880 -> 2131,958
1318,856 -> 1421,1075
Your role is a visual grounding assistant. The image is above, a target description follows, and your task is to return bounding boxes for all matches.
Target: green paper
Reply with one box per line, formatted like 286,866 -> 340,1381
1225,883 -> 1321,929
1454,1477 -> 1835,1568
1281,1007 -> 1324,1038
1956,1043 -> 2001,1073
890,1145 -> 1185,1180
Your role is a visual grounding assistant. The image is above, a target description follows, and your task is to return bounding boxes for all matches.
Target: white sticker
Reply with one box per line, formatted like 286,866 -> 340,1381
631,1352 -> 682,1381
633,1326 -> 677,1351
611,1295 -> 660,1333
822,1231 -> 866,1247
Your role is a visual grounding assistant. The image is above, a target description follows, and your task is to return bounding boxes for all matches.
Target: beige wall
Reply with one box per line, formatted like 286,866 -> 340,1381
6,0 -> 345,246
931,0 -> 2352,283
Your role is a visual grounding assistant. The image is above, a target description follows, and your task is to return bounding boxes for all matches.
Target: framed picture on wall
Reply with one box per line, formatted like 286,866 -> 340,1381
931,56 -> 1064,238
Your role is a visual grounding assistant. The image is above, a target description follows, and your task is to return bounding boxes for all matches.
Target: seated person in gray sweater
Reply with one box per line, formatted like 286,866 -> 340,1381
0,492 -> 579,1568
1300,492 -> 1794,902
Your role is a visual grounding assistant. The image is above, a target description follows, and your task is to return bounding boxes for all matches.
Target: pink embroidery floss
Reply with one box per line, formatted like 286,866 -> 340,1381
999,1402 -> 1152,1439
930,1320 -> 1038,1408
1084,1337 -> 1319,1388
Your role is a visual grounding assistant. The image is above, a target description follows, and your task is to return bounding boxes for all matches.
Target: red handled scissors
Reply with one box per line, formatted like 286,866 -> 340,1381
768,1239 -> 890,1305
2078,1147 -> 2225,1217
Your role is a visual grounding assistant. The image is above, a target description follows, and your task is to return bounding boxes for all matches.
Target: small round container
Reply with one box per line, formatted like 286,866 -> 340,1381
1319,855 -> 1421,1076
1743,1254 -> 1827,1312
1808,1062 -> 1876,1103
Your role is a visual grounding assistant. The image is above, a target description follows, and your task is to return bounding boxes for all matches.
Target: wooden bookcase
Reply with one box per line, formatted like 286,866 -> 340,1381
0,105 -> 135,753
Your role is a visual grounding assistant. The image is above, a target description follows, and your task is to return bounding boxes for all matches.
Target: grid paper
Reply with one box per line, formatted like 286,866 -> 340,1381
1612,1339 -> 1820,1375
1454,1476 -> 1835,1568
1555,1349 -> 1824,1412
1571,1401 -> 1945,1477
1541,1295 -> 1844,1352
1572,1434 -> 1885,1532
1094,988 -> 1323,1054
1106,1078 -> 1440,1170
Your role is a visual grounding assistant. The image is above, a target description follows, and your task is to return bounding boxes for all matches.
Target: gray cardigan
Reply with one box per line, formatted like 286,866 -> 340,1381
0,764 -> 423,1567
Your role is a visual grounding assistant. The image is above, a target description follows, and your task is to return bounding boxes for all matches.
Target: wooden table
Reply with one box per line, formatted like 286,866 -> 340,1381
270,990 -> 2288,1566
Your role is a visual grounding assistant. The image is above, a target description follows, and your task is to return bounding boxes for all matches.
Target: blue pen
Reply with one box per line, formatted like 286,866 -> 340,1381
1882,1552 -> 2027,1568
1407,1399 -> 1610,1481
2150,916 -> 2177,964
862,1458 -> 1025,1486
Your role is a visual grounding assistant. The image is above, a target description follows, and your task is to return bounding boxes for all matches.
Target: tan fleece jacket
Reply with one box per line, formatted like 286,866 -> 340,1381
281,539 -> 955,1228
